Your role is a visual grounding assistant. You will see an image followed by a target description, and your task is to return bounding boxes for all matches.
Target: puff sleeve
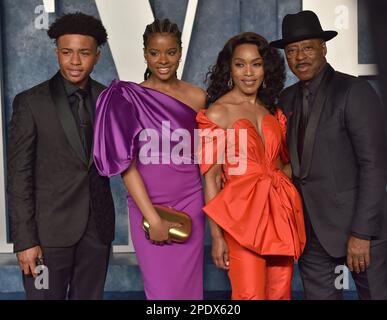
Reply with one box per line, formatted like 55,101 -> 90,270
93,81 -> 143,177
196,110 -> 226,175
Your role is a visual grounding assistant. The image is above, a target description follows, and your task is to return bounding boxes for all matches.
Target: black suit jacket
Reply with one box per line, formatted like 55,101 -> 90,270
280,64 -> 387,257
7,72 -> 115,252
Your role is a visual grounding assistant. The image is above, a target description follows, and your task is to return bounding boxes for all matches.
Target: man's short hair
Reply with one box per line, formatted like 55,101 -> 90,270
47,12 -> 108,47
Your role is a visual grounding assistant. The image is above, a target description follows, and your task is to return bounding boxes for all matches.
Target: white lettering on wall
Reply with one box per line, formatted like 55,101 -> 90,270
303,0 -> 376,76
42,0 -> 55,13
334,5 -> 349,29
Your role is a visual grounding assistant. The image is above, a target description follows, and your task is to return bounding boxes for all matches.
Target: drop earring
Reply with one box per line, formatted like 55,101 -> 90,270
228,76 -> 233,89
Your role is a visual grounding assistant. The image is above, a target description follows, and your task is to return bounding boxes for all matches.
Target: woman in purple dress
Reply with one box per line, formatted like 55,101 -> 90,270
93,19 -> 206,299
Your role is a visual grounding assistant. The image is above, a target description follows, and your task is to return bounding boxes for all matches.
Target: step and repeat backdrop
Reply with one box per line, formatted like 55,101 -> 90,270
0,0 -> 377,252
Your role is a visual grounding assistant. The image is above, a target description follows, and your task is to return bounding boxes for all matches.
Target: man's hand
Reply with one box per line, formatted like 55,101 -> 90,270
16,245 -> 43,278
347,236 -> 370,273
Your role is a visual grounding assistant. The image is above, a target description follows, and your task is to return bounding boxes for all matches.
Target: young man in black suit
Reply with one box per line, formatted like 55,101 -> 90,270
271,10 -> 387,299
7,12 -> 115,299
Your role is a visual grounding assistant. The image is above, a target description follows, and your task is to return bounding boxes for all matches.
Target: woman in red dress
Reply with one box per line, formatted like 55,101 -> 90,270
197,32 -> 306,300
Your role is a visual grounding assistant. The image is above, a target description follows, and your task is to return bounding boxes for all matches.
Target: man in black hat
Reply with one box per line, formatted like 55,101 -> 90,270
7,12 -> 115,299
271,10 -> 387,299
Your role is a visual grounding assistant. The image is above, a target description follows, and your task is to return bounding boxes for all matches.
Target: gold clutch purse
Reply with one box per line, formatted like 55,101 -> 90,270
142,205 -> 192,243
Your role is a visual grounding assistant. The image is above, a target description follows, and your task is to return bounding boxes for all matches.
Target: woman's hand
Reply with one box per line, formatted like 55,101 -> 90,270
148,218 -> 181,245
282,163 -> 292,178
211,236 -> 229,270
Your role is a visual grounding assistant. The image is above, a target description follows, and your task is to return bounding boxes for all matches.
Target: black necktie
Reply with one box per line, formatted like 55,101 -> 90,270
298,86 -> 311,161
74,90 -> 92,161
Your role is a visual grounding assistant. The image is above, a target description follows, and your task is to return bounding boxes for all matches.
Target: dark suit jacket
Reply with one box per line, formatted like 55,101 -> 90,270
280,64 -> 387,257
7,72 -> 115,252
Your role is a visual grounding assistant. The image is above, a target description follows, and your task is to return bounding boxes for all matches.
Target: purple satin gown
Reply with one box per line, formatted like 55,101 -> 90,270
93,80 -> 205,299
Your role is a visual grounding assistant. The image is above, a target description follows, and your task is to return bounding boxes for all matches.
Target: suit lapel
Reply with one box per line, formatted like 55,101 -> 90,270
287,86 -> 302,178
49,72 -> 88,165
88,80 -> 99,127
300,65 -> 335,179
88,80 -> 105,168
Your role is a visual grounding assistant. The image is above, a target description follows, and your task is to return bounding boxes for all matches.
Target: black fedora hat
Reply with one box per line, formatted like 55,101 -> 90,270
270,10 -> 338,49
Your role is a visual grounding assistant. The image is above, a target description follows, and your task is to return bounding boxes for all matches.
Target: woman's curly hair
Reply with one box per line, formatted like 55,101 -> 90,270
206,32 -> 286,113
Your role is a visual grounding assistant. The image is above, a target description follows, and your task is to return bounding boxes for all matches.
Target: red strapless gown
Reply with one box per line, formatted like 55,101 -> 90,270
197,108 -> 305,259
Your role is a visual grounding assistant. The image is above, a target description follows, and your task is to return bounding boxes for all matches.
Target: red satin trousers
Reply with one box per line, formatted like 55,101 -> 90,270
225,232 -> 294,300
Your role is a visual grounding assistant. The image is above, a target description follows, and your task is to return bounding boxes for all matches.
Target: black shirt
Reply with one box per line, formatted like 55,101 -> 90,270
301,62 -> 330,117
61,74 -> 93,141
